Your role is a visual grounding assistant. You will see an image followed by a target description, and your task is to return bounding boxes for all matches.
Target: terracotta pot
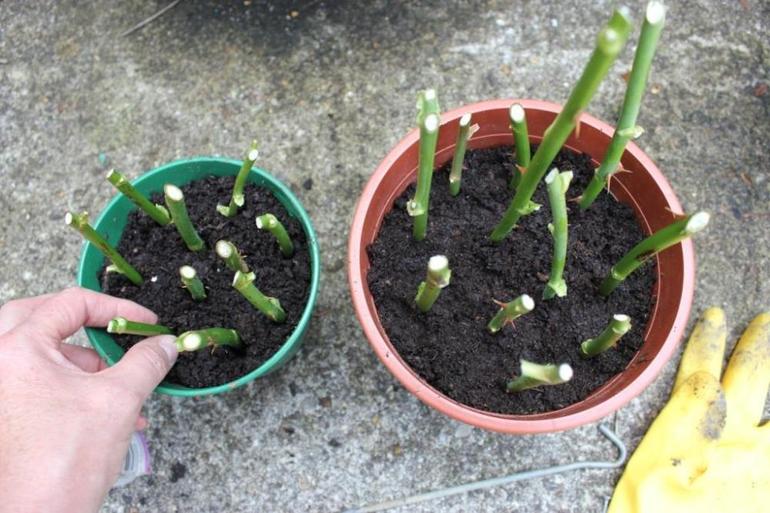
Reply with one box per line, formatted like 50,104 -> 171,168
348,99 -> 695,434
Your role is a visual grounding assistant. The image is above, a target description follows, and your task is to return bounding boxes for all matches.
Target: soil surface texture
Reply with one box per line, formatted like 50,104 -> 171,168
102,176 -> 311,388
367,146 -> 656,414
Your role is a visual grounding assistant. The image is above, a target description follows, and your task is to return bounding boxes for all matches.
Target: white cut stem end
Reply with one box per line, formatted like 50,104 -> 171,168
179,265 -> 196,279
424,113 -> 439,133
182,333 -> 203,351
510,103 -> 525,123
558,364 -> 574,382
216,240 -> 233,258
459,112 -> 472,127
685,212 -> 710,234
164,184 -> 183,201
520,294 -> 535,312
646,1 -> 666,25
428,255 -> 449,273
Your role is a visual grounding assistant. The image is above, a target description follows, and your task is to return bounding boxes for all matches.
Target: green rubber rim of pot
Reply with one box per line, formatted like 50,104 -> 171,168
77,157 -> 321,397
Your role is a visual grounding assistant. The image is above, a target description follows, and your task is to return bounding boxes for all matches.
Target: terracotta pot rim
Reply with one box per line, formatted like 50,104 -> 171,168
348,98 -> 695,434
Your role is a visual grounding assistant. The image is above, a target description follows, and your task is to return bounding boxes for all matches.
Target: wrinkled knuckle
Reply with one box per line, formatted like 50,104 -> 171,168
137,344 -> 170,381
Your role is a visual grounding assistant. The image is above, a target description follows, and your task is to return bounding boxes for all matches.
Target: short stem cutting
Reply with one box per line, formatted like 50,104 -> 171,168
176,328 -> 241,352
179,265 -> 206,301
65,211 -> 143,285
600,211 -> 710,296
508,103 -> 530,190
487,294 -> 535,333
106,169 -> 171,225
232,271 -> 286,323
414,255 -> 451,313
215,240 -> 249,272
256,213 -> 294,257
107,317 -> 173,336
164,184 -> 205,252
579,1 -> 665,210
407,89 -> 440,241
217,140 -> 259,217
506,360 -> 574,392
580,314 -> 632,357
542,169 -> 573,300
448,113 -> 479,197
489,8 -> 633,242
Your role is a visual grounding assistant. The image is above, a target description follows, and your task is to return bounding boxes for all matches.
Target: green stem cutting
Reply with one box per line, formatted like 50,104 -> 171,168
176,328 -> 241,352
107,317 -> 173,336
407,89 -> 440,241
414,255 -> 451,313
600,211 -> 710,296
579,1 -> 666,210
217,140 -> 259,217
506,360 -> 574,392
489,8 -> 633,242
215,240 -> 249,273
65,211 -> 143,285
542,169 -> 573,300
508,103 -> 530,190
106,169 -> 171,225
580,314 -> 632,357
256,213 -> 294,257
487,294 -> 535,333
448,113 -> 479,196
232,271 -> 286,323
164,184 -> 205,252
179,265 -> 206,301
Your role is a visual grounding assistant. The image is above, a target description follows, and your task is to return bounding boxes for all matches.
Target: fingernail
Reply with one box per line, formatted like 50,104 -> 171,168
157,335 -> 178,364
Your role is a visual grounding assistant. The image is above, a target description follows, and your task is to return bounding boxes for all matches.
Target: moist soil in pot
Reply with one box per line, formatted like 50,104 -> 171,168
367,146 -> 656,414
102,176 -> 311,388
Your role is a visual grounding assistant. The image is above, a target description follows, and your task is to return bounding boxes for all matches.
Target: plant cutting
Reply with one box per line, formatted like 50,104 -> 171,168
70,147 -> 320,397
350,2 -> 705,433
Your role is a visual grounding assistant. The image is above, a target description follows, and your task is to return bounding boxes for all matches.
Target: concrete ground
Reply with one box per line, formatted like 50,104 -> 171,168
2,0 -> 769,511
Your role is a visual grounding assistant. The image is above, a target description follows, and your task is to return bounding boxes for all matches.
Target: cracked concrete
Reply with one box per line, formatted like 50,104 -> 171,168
1,1 -> 769,511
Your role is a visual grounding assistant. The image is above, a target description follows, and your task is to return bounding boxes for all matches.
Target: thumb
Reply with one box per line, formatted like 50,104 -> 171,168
107,335 -> 178,401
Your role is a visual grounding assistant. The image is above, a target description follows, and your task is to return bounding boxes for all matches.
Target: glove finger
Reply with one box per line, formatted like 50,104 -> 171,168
674,307 -> 726,392
722,312 -> 770,428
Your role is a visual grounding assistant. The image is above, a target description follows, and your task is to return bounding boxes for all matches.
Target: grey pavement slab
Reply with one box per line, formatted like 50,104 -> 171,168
1,1 -> 768,512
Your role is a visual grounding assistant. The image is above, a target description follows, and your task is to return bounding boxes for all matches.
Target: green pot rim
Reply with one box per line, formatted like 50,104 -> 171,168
76,157 -> 321,397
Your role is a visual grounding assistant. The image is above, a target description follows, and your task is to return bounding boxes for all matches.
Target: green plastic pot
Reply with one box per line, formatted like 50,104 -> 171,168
77,157 -> 321,397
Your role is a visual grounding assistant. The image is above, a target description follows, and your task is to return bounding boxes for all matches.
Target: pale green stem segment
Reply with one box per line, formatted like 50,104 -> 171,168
448,113 -> 479,197
542,169 -> 573,300
256,213 -> 294,257
506,360 -> 574,393
600,211 -> 710,296
65,211 -> 143,285
581,314 -> 632,357
216,240 -> 249,273
179,265 -> 206,301
176,328 -> 241,352
232,271 -> 286,323
579,1 -> 665,210
508,103 -> 530,190
217,140 -> 259,217
407,89 -> 441,241
414,255 -> 451,313
106,169 -> 171,225
107,317 -> 173,336
487,294 -> 535,333
489,8 -> 633,242
164,184 -> 205,252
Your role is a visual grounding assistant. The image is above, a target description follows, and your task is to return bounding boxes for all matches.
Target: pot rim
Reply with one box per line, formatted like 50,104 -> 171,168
348,99 -> 695,433
78,156 -> 321,397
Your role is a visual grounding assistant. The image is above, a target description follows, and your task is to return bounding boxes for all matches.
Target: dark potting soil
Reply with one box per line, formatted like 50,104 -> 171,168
101,176 -> 311,388
367,146 -> 657,414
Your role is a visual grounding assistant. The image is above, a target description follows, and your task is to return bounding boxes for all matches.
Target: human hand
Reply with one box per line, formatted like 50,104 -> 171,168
0,287 -> 178,513
609,308 -> 770,513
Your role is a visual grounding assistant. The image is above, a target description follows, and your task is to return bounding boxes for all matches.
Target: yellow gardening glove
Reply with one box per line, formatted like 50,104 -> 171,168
608,308 -> 770,513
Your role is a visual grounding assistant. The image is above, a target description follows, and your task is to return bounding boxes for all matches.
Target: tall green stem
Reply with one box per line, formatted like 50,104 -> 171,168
106,169 -> 171,225
176,328 -> 241,352
600,211 -> 710,296
542,169 -> 573,300
508,103 -> 530,190
448,113 -> 478,197
256,213 -> 294,257
407,89 -> 440,241
232,271 -> 286,323
490,8 -> 633,242
65,211 -> 143,285
217,140 -> 259,217
107,317 -> 173,336
164,184 -> 205,252
487,294 -> 535,333
414,255 -> 451,313
506,360 -> 573,392
215,240 -> 249,273
580,1 -> 666,210
179,265 -> 206,301
580,314 -> 631,357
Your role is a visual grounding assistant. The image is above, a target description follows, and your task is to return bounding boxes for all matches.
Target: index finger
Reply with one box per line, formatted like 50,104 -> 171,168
14,287 -> 157,344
